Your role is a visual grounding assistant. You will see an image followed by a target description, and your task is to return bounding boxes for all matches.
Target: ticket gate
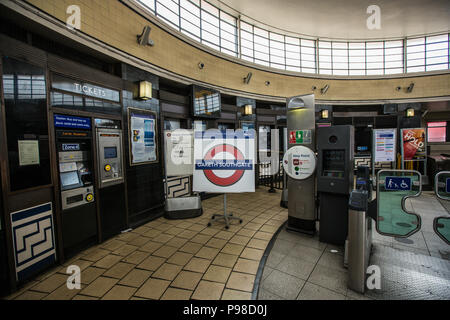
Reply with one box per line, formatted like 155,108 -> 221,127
55,117 -> 97,256
433,171 -> 450,244
347,189 -> 373,293
347,169 -> 422,293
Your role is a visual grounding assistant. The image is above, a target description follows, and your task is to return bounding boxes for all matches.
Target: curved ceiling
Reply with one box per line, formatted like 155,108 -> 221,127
214,0 -> 450,40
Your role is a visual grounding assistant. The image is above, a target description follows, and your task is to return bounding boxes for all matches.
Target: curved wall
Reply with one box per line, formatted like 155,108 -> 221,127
21,0 -> 450,103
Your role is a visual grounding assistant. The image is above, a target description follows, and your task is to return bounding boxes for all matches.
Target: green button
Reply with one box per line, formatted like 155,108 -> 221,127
295,167 -> 299,171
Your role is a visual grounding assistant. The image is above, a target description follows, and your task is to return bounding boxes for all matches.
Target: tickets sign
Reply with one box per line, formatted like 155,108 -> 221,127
193,130 -> 255,193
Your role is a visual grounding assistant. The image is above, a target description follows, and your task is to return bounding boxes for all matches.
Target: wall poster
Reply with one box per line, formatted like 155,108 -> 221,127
128,107 -> 158,165
401,128 -> 426,161
373,129 -> 396,163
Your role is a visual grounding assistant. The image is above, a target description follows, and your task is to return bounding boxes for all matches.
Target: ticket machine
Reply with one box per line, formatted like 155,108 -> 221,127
317,125 -> 354,245
96,128 -> 124,188
95,119 -> 126,240
54,114 -> 97,256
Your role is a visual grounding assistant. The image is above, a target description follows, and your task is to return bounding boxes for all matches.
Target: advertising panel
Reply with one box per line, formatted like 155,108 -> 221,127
401,128 -> 426,161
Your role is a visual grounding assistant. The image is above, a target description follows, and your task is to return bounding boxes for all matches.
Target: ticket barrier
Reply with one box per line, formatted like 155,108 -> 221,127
347,189 -> 374,293
55,126 -> 97,256
433,171 -> 450,245
347,169 -> 422,293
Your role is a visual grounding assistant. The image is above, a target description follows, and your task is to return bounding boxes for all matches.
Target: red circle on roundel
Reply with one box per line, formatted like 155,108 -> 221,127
203,144 -> 245,187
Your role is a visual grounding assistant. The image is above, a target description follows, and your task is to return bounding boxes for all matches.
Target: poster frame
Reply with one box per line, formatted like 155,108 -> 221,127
371,128 -> 397,175
127,107 -> 159,166
400,127 -> 427,171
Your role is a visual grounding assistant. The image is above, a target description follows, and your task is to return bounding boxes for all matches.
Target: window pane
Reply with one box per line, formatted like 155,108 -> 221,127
140,0 -> 155,11
157,0 -> 180,28
385,40 -> 403,48
428,127 -> 446,142
426,34 -> 448,44
201,0 -> 218,15
286,36 -> 299,45
240,21 -> 253,32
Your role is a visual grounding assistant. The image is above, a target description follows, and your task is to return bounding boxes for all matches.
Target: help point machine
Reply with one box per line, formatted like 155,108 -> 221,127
282,94 -> 317,234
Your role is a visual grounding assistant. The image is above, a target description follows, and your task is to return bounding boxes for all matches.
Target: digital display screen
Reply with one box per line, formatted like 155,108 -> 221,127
104,147 -> 117,159
60,171 -> 80,187
192,86 -> 221,118
322,150 -> 345,178
355,127 -> 372,153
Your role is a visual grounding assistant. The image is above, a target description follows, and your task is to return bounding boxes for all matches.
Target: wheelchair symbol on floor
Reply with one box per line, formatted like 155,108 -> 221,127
385,176 -> 412,191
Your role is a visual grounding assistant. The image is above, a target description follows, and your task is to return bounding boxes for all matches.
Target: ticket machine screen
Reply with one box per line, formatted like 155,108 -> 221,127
322,150 -> 345,178
104,147 -> 117,159
60,171 -> 81,188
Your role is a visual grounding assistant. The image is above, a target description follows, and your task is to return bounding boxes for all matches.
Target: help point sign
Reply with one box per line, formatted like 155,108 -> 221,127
193,129 -> 255,193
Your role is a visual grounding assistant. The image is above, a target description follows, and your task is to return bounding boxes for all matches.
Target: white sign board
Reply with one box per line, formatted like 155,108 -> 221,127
18,140 -> 40,166
165,129 -> 194,176
193,130 -> 255,193
373,129 -> 396,162
282,146 -> 316,180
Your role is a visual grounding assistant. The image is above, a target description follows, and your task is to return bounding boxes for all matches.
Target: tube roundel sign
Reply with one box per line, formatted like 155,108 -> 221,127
193,130 -> 255,193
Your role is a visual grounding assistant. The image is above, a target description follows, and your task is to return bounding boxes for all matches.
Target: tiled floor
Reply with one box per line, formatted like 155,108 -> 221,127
7,187 -> 285,300
257,192 -> 450,300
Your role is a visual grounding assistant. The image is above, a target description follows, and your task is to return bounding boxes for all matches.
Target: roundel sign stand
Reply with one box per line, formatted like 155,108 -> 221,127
282,146 -> 317,180
193,130 -> 255,229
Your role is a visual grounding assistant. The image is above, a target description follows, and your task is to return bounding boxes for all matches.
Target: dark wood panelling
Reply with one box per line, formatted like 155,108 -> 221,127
48,54 -> 123,90
220,112 -> 236,120
0,34 -> 46,67
121,64 -> 164,227
159,90 -> 189,105
161,102 -> 189,115
257,115 -> 276,123
7,186 -> 53,212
